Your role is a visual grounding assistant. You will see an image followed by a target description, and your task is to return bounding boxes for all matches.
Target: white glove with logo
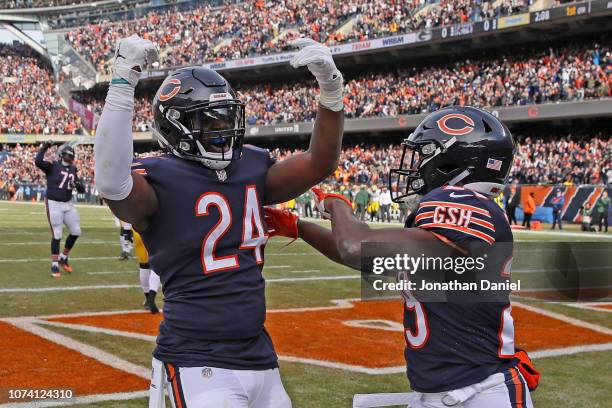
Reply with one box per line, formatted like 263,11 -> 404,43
112,34 -> 160,87
290,38 -> 344,112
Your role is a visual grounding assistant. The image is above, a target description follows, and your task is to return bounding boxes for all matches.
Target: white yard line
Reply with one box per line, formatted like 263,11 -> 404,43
512,301 -> 612,336
38,319 -> 156,342
530,343 -> 612,358
0,254 -> 313,262
513,266 -> 611,274
0,201 -> 109,210
2,317 -> 149,379
0,241 -> 119,246
0,284 -> 141,293
0,256 -> 121,263
86,271 -> 136,275
267,275 -> 359,283
561,302 -> 612,314
38,309 -> 147,319
0,275 -> 361,293
0,391 -> 148,408
512,230 -> 612,240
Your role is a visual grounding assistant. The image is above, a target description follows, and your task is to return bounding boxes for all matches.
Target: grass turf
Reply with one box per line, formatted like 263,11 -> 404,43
1,201 -> 611,407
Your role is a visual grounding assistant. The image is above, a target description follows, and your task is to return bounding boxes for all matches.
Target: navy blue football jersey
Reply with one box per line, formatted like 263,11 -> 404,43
403,186 -> 516,392
35,147 -> 80,202
133,146 -> 277,369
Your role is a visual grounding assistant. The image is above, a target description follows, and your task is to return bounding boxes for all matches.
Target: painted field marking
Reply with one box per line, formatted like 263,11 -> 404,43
512,301 -> 612,336
290,270 -> 321,273
38,319 -> 156,342
0,201 -> 110,210
0,275 -> 360,293
86,271 -> 136,275
0,285 -> 141,293
2,317 -> 149,380
0,253 -> 314,263
0,256 -> 122,263
562,302 -> 612,314
20,299 -> 612,376
0,241 -> 119,246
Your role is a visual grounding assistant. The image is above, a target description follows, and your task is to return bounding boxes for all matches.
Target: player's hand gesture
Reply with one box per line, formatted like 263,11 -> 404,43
290,38 -> 343,111
112,34 -> 160,87
311,187 -> 353,219
264,207 -> 299,240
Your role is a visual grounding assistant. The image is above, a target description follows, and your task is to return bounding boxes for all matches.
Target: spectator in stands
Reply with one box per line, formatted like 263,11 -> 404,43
75,39 -> 611,131
0,44 -> 82,135
65,0 -> 535,74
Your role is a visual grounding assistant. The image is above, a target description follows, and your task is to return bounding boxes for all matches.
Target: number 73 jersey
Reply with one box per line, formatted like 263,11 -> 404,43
132,146 -> 272,350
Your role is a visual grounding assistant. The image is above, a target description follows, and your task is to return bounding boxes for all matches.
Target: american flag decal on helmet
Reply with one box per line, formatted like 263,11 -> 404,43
487,158 -> 502,171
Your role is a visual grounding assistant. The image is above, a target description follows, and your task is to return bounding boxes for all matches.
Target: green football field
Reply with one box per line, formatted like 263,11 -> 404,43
0,201 -> 611,408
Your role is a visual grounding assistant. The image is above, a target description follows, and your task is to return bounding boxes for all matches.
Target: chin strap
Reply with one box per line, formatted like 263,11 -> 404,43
447,169 -> 472,187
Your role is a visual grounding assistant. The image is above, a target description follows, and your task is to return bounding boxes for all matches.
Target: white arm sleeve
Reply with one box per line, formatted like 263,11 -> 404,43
94,84 -> 136,201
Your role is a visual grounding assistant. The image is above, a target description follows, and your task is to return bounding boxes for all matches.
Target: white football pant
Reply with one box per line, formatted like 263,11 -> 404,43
150,358 -> 292,408
45,199 -> 81,240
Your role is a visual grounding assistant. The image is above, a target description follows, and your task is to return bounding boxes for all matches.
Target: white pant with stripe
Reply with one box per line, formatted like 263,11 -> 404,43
45,198 -> 81,240
150,358 -> 292,408
354,368 -> 533,408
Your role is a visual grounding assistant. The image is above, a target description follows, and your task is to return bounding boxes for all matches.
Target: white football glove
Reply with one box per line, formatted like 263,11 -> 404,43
290,38 -> 344,112
112,34 -> 159,87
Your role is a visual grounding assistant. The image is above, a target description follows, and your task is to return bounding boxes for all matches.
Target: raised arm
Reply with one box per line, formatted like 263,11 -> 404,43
265,38 -> 344,204
34,141 -> 53,173
94,35 -> 160,231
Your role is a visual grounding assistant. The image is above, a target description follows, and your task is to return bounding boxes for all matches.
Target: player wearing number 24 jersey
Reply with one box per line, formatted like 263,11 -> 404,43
94,35 -> 344,407
266,107 -> 540,408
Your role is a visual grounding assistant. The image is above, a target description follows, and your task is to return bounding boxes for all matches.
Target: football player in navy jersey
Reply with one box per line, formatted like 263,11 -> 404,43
35,141 -> 85,278
266,107 -> 539,407
94,35 -> 344,407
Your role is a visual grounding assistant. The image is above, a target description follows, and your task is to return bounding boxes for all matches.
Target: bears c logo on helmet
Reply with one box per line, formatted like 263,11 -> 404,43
436,113 -> 475,136
159,79 -> 182,102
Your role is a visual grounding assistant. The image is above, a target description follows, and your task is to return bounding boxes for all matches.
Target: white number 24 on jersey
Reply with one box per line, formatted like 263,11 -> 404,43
195,185 -> 267,274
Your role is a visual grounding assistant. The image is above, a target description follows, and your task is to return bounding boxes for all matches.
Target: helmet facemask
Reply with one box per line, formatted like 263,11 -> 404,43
389,137 -> 456,203
59,147 -> 75,165
155,98 -> 246,170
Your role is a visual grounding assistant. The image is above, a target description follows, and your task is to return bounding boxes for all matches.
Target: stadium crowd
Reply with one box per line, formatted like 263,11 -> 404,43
1,134 -> 610,204
65,0 -> 536,75
1,0 -> 100,8
0,44 -> 83,135
75,39 -> 611,130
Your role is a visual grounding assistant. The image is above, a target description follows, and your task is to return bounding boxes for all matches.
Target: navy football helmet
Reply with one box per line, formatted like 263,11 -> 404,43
58,145 -> 75,165
390,106 -> 515,202
152,67 -> 245,170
